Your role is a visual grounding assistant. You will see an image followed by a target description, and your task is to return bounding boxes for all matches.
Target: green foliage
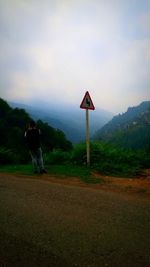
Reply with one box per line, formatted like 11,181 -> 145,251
71,141 -> 150,177
0,163 -> 101,184
37,120 -> 72,152
0,147 -> 17,164
47,164 -> 101,184
45,149 -> 71,165
0,164 -> 33,174
93,143 -> 145,175
1,140 -> 149,177
0,99 -> 31,163
0,98 -> 149,178
95,102 -> 150,150
0,98 -> 12,118
0,98 -> 72,164
71,143 -> 87,165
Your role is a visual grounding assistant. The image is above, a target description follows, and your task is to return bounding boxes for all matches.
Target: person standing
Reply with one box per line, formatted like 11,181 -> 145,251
25,120 -> 47,174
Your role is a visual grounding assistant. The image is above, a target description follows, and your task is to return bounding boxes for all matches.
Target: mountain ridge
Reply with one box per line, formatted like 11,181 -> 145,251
94,101 -> 150,149
9,101 -> 113,143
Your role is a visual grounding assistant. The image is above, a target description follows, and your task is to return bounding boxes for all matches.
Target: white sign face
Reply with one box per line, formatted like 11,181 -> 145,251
80,91 -> 95,110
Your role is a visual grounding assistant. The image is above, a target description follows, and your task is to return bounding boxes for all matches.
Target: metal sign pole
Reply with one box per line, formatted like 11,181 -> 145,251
80,91 -> 95,166
86,109 -> 90,166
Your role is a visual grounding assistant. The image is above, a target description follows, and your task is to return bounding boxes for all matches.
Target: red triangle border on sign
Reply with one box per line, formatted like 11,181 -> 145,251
80,91 -> 95,110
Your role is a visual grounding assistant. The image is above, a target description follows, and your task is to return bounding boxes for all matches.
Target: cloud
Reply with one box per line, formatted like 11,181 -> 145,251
0,0 -> 149,113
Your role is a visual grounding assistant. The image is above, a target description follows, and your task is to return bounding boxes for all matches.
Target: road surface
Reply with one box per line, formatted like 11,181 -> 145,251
0,173 -> 150,267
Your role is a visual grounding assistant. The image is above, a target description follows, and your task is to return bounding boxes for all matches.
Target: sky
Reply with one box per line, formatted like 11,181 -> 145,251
0,0 -> 150,114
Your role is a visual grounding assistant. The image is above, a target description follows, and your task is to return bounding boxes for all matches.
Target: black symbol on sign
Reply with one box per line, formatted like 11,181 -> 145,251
86,98 -> 90,106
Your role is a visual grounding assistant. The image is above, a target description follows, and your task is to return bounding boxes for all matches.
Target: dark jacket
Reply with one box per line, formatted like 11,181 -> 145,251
25,128 -> 41,150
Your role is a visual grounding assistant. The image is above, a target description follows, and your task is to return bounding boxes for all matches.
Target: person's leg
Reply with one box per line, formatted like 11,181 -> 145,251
30,150 -> 39,173
36,148 -> 46,173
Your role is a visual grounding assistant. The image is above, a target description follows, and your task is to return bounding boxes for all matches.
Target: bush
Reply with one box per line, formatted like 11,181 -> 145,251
92,142 -> 150,176
45,149 -> 71,165
71,141 -> 149,177
71,143 -> 87,165
0,147 -> 17,165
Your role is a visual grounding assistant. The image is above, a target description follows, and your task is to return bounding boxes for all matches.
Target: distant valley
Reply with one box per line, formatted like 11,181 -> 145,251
7,99 -> 150,149
9,102 -> 113,143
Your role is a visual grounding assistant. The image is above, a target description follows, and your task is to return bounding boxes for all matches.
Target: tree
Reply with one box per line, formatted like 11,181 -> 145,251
0,98 -> 72,164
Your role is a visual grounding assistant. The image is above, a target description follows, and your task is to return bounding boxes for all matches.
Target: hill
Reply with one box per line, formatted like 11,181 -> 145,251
94,101 -> 150,149
0,98 -> 72,164
9,101 -> 113,143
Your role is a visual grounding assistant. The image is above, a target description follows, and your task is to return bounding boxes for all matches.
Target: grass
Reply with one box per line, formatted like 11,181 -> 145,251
49,164 -> 102,184
0,164 -> 33,175
0,164 -> 101,184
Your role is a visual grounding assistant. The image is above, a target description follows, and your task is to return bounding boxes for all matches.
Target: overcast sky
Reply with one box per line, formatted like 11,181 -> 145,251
0,0 -> 150,113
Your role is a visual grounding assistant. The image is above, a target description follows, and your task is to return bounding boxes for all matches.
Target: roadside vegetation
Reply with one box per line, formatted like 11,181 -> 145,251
0,142 -> 150,178
0,97 -> 150,179
46,142 -> 150,177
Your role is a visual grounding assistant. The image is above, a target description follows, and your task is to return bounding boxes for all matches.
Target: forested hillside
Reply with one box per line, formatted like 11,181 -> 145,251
0,98 -> 72,164
1,98 -> 150,177
94,101 -> 150,150
9,101 -> 113,143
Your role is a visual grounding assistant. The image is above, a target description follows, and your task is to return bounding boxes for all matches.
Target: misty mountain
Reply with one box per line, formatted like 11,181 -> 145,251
94,101 -> 150,149
9,101 -> 113,143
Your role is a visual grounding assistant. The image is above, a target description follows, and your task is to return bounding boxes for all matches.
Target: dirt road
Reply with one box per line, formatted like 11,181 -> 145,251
0,173 -> 150,267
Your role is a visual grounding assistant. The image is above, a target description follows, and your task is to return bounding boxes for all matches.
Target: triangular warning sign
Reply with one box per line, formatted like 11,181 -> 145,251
80,91 -> 95,110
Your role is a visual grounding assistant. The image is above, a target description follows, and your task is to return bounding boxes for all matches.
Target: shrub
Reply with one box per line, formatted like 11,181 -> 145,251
71,143 -> 87,165
71,141 -> 149,177
0,147 -> 17,164
45,149 -> 71,165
